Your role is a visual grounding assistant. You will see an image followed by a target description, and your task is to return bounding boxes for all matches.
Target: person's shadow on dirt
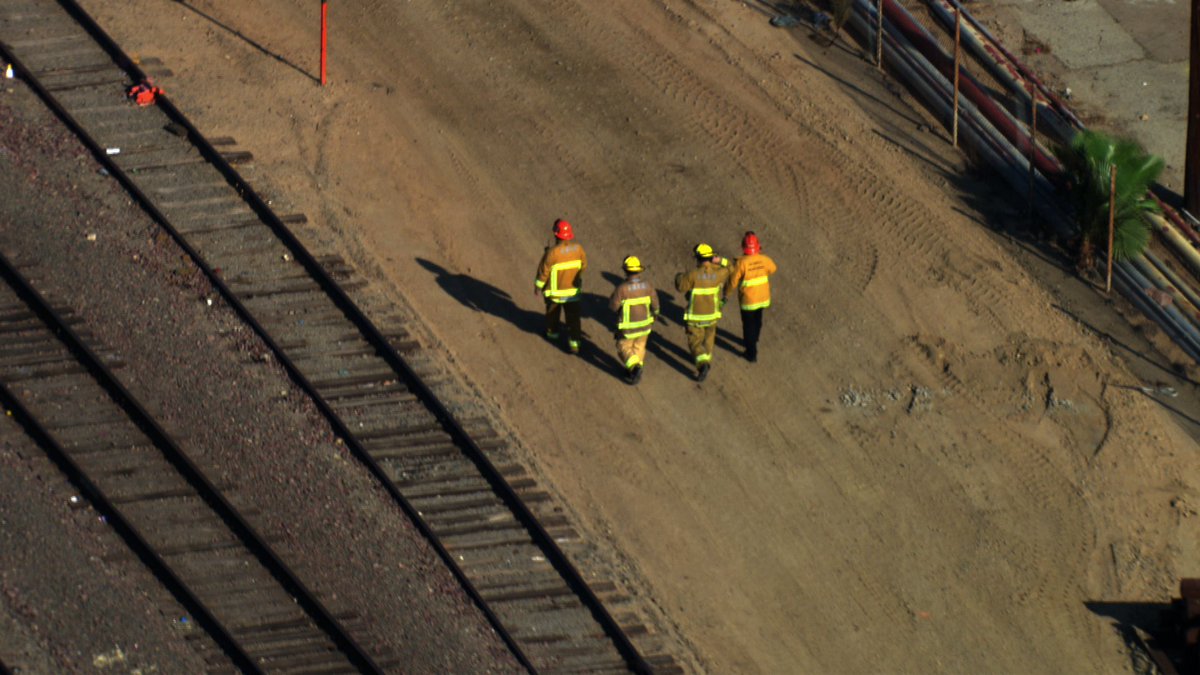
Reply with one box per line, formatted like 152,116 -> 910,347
416,258 -> 542,334
416,258 -> 627,379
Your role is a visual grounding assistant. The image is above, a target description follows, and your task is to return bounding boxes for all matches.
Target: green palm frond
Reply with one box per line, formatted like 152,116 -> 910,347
1053,130 -> 1163,263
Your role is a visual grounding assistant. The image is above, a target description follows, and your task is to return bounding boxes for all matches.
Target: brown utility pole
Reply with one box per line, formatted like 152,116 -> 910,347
1187,0 -> 1200,212
953,7 -> 961,148
1108,164 -> 1117,293
876,0 -> 884,69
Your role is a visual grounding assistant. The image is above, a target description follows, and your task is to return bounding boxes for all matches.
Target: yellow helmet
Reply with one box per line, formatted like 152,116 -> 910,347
622,255 -> 643,273
693,243 -> 714,259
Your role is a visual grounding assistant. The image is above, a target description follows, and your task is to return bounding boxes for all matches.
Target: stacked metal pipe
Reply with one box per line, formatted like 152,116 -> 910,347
842,0 -> 1200,362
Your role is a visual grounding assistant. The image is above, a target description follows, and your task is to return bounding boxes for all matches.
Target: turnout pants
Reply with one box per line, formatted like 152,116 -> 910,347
685,322 -> 717,366
615,332 -> 650,370
545,299 -> 582,343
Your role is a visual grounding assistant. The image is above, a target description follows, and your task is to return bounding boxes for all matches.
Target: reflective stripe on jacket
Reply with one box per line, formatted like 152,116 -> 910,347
675,260 -> 731,325
609,275 -> 659,338
536,241 -> 587,303
726,253 -> 777,310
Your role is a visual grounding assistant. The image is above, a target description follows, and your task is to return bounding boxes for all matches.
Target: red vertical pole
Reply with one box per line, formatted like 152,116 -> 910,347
320,1 -> 328,86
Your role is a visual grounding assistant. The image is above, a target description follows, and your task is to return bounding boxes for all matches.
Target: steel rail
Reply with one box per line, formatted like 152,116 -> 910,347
0,386 -> 262,673
0,251 -> 263,673
0,31 -> 536,675
0,250 -> 381,673
14,1 -> 654,671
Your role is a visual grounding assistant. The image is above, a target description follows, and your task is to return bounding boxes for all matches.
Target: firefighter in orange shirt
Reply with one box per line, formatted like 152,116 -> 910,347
534,219 -> 587,354
675,243 -> 731,382
725,231 -> 777,362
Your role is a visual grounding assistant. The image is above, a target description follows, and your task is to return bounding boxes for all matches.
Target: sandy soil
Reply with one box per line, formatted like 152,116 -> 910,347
77,0 -> 1200,672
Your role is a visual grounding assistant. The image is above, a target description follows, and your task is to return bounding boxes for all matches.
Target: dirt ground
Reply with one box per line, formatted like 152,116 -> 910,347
75,0 -> 1200,672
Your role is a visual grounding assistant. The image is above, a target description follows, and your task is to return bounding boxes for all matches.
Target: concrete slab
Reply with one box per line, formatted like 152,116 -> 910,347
1014,0 -> 1146,68
979,0 -> 1189,195
1066,59 -> 1190,186
1095,0 -> 1190,62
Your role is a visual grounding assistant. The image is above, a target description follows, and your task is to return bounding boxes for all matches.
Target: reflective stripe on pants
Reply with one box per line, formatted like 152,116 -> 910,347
685,323 -> 717,365
545,300 -> 582,342
616,332 -> 649,370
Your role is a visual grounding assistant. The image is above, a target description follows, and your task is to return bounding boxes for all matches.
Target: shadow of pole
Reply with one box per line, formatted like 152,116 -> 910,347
173,0 -> 319,84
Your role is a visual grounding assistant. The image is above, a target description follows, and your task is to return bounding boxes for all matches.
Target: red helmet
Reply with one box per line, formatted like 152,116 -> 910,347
742,231 -> 761,255
553,219 -> 574,240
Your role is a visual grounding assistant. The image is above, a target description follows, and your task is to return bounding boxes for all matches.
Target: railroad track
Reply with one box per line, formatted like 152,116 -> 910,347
0,251 -> 388,672
0,1 -> 680,672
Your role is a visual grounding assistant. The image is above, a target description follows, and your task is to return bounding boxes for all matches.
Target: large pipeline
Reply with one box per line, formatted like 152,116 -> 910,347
1114,267 -> 1200,362
847,3 -> 1069,232
1145,249 -> 1200,318
1119,262 -> 1200,357
878,0 -> 1063,179
843,0 -> 1200,361
925,0 -> 1083,136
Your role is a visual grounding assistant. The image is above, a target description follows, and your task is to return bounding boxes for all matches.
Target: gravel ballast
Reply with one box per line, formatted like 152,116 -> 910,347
0,72 -> 518,672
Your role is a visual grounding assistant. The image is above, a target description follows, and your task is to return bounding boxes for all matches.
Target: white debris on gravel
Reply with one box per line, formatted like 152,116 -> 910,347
840,384 -> 939,414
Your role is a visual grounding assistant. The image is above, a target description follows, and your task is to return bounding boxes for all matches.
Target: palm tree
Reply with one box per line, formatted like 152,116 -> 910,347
1054,130 -> 1164,271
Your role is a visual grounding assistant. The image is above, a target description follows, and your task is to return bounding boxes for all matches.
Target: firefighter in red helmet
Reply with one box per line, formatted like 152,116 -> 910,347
534,218 -> 587,354
725,231 -> 777,362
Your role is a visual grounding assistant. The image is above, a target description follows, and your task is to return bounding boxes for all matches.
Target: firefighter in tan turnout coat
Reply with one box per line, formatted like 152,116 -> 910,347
534,219 -> 587,354
675,243 -> 731,382
608,255 -> 660,384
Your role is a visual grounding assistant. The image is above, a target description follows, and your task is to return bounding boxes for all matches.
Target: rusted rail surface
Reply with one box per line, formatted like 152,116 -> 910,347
0,249 -> 387,673
0,1 -> 679,671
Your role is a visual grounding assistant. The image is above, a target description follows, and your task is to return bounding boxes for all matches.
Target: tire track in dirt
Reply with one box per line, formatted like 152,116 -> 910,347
536,0 -> 823,213
567,5 -> 1079,555
800,128 -> 1103,647
603,30 -> 887,298
909,340 -> 1098,622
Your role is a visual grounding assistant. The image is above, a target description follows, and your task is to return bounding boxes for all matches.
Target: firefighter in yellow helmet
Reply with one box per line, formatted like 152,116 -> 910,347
534,218 -> 587,354
725,231 -> 777,362
674,243 -> 731,382
608,255 -> 660,384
